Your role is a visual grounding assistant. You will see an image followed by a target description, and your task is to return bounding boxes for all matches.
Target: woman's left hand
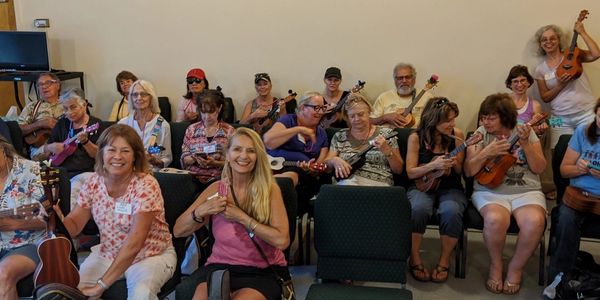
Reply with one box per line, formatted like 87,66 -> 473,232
371,134 -> 391,153
222,202 -> 247,224
147,154 -> 164,168
80,284 -> 104,300
76,131 -> 89,145
197,156 -> 218,168
516,124 -> 531,144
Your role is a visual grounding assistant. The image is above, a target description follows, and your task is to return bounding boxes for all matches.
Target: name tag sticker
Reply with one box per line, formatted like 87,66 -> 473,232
544,72 -> 556,81
115,202 -> 132,215
203,144 -> 217,154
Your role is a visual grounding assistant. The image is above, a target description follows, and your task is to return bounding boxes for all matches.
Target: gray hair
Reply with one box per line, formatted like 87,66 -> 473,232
296,91 -> 323,113
128,79 -> 161,114
393,63 -> 416,78
534,24 -> 565,56
59,87 -> 87,106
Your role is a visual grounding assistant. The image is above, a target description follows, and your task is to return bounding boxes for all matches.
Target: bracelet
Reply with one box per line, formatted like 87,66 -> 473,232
191,208 -> 204,223
80,139 -> 89,145
97,278 -> 109,290
247,218 -> 254,230
251,221 -> 259,232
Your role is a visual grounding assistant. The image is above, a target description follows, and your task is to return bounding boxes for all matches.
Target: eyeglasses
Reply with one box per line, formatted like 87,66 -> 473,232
131,92 -> 151,98
480,115 -> 499,122
187,78 -> 203,85
540,36 -> 558,43
304,104 -> 326,113
38,80 -> 58,87
394,75 -> 414,81
434,98 -> 449,108
511,78 -> 529,85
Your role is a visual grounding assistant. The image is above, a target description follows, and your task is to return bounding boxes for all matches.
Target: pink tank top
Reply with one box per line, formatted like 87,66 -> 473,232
206,213 -> 287,268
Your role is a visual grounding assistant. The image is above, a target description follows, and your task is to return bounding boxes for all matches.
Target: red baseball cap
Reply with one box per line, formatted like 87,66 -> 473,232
186,68 -> 206,79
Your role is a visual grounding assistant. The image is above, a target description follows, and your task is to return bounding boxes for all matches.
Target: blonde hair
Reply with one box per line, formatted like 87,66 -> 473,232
222,127 -> 274,224
127,79 -> 161,114
342,93 -> 372,125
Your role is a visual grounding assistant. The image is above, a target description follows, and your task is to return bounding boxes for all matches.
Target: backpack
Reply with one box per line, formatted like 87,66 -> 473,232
557,251 -> 600,299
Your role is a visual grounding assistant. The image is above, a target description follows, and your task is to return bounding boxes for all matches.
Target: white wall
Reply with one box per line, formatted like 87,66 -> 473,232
13,0 -> 600,131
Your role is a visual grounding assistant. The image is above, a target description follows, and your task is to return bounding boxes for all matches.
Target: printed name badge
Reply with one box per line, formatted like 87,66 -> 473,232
115,202 -> 132,215
203,143 -> 217,154
544,71 -> 556,81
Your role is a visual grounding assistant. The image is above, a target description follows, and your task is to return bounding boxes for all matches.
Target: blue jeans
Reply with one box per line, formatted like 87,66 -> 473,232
407,187 -> 467,238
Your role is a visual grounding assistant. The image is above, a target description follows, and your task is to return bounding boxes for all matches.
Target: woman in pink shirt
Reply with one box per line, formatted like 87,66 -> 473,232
59,124 -> 176,299
174,127 -> 290,300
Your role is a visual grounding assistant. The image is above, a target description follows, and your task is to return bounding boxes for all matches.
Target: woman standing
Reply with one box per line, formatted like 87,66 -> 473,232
405,97 -> 467,283
324,93 -> 403,186
118,80 -> 172,169
176,68 -> 209,123
109,71 -> 138,122
59,124 -> 176,299
533,22 -> 599,148
465,93 -> 546,294
505,65 -> 548,136
174,128 -> 289,300
0,137 -> 46,300
181,90 -> 234,190
321,67 -> 349,128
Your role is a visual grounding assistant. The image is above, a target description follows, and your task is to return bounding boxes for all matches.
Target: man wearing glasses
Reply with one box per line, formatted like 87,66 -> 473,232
370,63 -> 432,128
18,73 -> 64,158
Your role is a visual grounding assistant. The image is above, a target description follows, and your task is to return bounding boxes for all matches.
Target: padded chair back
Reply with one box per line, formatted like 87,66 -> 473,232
393,128 -> 414,188
157,96 -> 172,122
314,185 -> 411,283
169,121 -> 191,169
6,120 -> 25,156
222,97 -> 236,124
553,134 -> 572,204
275,177 -> 297,251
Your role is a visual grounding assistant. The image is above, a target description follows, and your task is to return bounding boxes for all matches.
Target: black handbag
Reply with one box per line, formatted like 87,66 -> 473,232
230,186 -> 296,300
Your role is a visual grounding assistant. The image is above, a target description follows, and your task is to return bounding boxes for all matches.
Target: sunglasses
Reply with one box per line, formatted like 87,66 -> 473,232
187,78 -> 203,84
434,98 -> 449,108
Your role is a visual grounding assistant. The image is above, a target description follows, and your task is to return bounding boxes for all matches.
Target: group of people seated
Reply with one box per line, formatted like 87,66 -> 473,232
0,20 -> 598,299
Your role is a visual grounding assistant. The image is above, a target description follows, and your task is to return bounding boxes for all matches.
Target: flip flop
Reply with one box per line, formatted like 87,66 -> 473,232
485,278 -> 503,294
431,264 -> 449,283
503,280 -> 521,295
410,264 -> 431,282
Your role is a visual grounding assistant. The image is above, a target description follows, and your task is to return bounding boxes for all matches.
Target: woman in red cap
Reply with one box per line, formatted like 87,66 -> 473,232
176,68 -> 210,122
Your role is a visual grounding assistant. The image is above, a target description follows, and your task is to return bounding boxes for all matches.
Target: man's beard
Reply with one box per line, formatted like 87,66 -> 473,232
397,86 -> 414,96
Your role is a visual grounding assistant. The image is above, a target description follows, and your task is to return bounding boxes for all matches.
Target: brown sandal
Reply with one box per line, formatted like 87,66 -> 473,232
410,264 -> 431,282
503,280 -> 521,295
431,265 -> 449,283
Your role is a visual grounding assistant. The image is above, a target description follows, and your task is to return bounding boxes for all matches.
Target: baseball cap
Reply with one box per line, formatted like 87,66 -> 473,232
324,67 -> 342,80
186,68 -> 206,79
254,73 -> 271,84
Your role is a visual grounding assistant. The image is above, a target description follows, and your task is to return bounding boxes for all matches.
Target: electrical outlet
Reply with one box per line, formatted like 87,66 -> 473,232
34,19 -> 50,28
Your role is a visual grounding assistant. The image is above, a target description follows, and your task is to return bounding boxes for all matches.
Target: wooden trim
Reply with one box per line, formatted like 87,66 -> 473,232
0,0 -> 22,115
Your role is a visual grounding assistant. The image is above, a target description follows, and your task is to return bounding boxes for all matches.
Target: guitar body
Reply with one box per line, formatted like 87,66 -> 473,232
25,129 -> 52,147
556,46 -> 584,80
34,236 -> 80,288
475,154 -> 517,189
415,168 -> 450,193
50,143 -> 77,166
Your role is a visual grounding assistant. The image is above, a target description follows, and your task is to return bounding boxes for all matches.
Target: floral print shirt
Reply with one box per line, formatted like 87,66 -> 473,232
181,121 -> 234,183
0,157 -> 46,250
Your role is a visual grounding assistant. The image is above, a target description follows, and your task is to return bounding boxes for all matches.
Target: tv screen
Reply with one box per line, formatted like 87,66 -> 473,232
0,31 -> 49,72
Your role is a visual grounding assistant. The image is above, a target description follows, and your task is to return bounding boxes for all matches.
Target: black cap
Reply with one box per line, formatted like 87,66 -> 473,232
254,73 -> 271,84
324,67 -> 342,80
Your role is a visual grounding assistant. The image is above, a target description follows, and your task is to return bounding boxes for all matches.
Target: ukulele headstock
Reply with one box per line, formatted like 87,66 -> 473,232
39,161 -> 60,208
424,74 -> 440,91
351,80 -> 366,93
577,10 -> 589,22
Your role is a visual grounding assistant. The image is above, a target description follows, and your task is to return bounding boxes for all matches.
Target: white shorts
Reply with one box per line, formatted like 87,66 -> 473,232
472,190 -> 547,213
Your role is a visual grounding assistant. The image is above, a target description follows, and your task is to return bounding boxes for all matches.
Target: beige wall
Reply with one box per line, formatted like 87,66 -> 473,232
13,0 -> 600,131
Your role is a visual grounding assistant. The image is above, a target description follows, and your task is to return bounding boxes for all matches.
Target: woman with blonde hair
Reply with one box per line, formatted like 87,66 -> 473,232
174,127 -> 290,300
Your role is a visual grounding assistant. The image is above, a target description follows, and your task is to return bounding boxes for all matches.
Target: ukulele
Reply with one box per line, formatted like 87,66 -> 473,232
267,154 -> 327,173
34,163 -> 80,289
253,90 -> 297,133
319,80 -> 366,128
25,129 -> 53,147
556,10 -> 589,80
415,133 -> 483,193
338,130 -> 398,179
50,123 -> 100,166
0,203 -> 43,219
397,75 -> 439,128
475,113 -> 548,189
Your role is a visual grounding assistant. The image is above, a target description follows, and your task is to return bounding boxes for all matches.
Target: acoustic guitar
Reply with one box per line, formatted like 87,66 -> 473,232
25,129 -> 53,148
253,90 -> 297,133
338,130 -> 398,179
415,133 -> 483,193
475,113 -> 548,189
397,75 -> 439,128
50,123 -> 100,166
556,10 -> 589,80
267,154 -> 327,173
34,163 -> 80,289
319,80 -> 366,128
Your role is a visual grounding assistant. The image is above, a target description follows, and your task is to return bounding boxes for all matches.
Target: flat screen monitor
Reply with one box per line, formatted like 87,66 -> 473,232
0,31 -> 50,72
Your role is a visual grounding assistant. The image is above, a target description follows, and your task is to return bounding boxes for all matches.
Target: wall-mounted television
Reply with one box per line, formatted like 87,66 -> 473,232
0,31 -> 50,72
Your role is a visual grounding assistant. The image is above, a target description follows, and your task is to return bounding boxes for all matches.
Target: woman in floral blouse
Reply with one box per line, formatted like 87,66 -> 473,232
60,124 -> 175,299
0,136 -> 46,299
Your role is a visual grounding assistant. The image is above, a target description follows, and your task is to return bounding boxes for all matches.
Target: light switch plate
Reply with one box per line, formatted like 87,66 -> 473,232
34,19 -> 50,28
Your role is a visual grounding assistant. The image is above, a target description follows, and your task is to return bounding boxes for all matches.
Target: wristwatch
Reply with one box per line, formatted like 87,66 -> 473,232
97,278 -> 108,290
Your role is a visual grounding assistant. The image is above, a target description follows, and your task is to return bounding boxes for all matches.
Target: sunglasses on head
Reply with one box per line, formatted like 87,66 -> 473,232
187,78 -> 203,85
434,98 -> 449,108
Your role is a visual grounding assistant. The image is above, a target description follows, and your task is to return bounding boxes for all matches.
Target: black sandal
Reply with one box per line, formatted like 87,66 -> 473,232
410,264 -> 431,282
